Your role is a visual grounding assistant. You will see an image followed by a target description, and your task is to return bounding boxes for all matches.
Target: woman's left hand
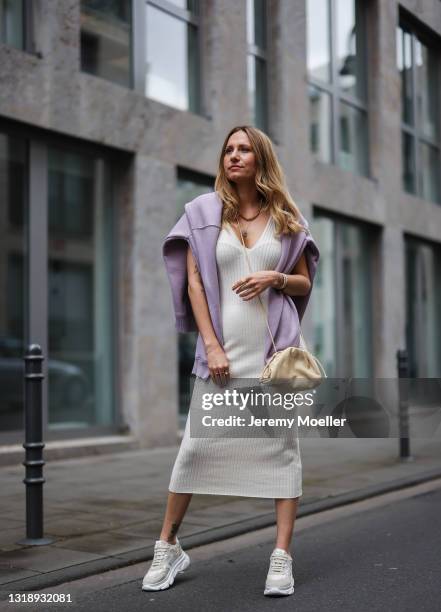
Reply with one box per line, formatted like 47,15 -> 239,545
232,271 -> 279,301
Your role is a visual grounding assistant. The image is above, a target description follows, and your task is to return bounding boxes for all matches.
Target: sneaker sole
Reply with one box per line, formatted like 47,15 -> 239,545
142,551 -> 190,591
264,581 -> 294,596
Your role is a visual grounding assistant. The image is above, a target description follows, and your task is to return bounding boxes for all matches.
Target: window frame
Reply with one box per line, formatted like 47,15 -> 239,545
139,0 -> 202,114
306,0 -> 370,176
79,1 -> 204,115
0,117 -> 122,444
311,208 -> 375,378
246,0 -> 270,132
397,20 -> 441,204
0,0 -> 37,54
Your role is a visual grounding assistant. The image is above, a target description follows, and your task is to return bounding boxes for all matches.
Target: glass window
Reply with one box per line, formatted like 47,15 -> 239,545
338,102 -> 368,175
419,142 -> 440,204
402,131 -> 416,194
336,0 -> 365,100
397,27 -> 413,126
416,37 -> 439,142
310,217 -> 336,377
306,0 -> 331,83
80,0 -> 132,87
0,0 -> 24,48
176,170 -> 214,427
0,133 -> 27,432
309,85 -> 332,163
47,149 -> 115,429
247,0 -> 268,132
340,222 -> 372,377
311,213 -> 374,378
306,0 -> 368,177
146,1 -> 200,113
397,24 -> 441,204
405,238 -> 441,379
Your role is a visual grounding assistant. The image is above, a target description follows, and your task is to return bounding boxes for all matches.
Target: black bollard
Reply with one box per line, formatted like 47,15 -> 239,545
17,344 -> 54,545
396,349 -> 413,461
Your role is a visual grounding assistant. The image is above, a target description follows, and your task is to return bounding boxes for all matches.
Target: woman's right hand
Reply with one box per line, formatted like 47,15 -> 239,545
206,343 -> 230,386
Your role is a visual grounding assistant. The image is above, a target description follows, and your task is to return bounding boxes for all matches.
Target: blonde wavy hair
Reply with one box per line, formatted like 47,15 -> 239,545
214,125 -> 305,235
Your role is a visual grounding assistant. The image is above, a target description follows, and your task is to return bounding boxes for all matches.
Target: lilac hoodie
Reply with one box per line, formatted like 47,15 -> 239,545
162,191 -> 320,380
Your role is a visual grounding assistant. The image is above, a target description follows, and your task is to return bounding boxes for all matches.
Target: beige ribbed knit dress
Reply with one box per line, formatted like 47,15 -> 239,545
168,216 -> 303,498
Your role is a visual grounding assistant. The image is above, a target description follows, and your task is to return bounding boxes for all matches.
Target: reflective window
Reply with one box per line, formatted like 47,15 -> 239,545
47,149 -> 115,428
405,238 -> 441,379
309,85 -> 332,163
338,102 -> 368,175
0,0 -> 24,48
176,170 -> 214,427
80,0 -> 132,87
247,0 -> 268,132
146,0 -> 200,113
419,143 -> 440,204
336,0 -> 366,100
306,0 -> 331,82
397,25 -> 440,204
402,131 -> 416,194
416,38 -> 439,142
311,214 -> 374,378
306,0 -> 368,177
397,27 -> 413,126
0,133 -> 27,432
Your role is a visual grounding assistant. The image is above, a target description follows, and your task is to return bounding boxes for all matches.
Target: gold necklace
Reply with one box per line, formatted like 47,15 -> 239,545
237,204 -> 262,238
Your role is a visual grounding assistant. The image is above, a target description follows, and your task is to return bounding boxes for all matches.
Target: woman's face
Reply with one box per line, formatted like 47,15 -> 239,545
223,131 -> 257,184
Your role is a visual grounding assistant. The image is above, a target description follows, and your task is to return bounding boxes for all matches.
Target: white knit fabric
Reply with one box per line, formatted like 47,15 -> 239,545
168,217 -> 303,498
217,216 -> 279,378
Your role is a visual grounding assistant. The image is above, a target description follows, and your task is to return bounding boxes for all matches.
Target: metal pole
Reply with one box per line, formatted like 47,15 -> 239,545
396,349 -> 413,461
17,344 -> 54,545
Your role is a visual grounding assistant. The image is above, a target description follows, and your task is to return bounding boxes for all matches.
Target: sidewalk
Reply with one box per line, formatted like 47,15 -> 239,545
1,436 -> 441,593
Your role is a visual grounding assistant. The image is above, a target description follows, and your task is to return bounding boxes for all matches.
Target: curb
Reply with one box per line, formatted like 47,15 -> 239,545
2,465 -> 441,594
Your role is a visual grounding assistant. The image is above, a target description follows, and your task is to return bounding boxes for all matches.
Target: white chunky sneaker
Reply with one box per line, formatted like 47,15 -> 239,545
264,547 -> 294,596
141,538 -> 190,591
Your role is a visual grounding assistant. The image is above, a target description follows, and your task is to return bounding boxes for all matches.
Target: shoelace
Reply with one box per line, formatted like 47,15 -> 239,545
151,543 -> 173,567
269,555 -> 290,574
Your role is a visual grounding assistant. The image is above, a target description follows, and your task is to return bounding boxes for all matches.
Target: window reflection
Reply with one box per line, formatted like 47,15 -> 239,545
0,134 -> 27,431
416,37 -> 439,141
336,0 -> 365,100
306,0 -> 331,83
406,238 -> 441,379
80,0 -> 132,87
47,149 -> 114,428
311,217 -> 336,377
306,0 -> 368,176
397,24 -> 441,203
338,102 -> 368,175
309,85 -> 332,163
397,27 -> 413,126
146,2 -> 200,113
419,142 -> 440,204
402,131 -> 416,194
0,0 -> 23,48
311,214 -> 373,378
247,0 -> 268,132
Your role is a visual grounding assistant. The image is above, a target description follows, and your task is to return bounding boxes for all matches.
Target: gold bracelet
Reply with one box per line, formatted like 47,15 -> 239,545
278,272 -> 288,290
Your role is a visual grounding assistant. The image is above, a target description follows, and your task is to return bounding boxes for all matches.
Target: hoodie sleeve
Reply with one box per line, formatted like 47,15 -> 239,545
162,212 -> 198,332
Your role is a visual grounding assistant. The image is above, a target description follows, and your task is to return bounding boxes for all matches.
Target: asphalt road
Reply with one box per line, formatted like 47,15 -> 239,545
5,480 -> 441,612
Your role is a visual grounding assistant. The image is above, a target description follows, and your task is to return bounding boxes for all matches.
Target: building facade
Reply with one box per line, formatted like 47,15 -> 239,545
0,0 -> 440,454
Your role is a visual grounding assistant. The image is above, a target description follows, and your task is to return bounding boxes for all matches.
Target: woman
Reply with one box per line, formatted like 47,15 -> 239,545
142,126 -> 320,596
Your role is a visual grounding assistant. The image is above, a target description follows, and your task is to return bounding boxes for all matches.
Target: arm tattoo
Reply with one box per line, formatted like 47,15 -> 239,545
193,264 -> 205,292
